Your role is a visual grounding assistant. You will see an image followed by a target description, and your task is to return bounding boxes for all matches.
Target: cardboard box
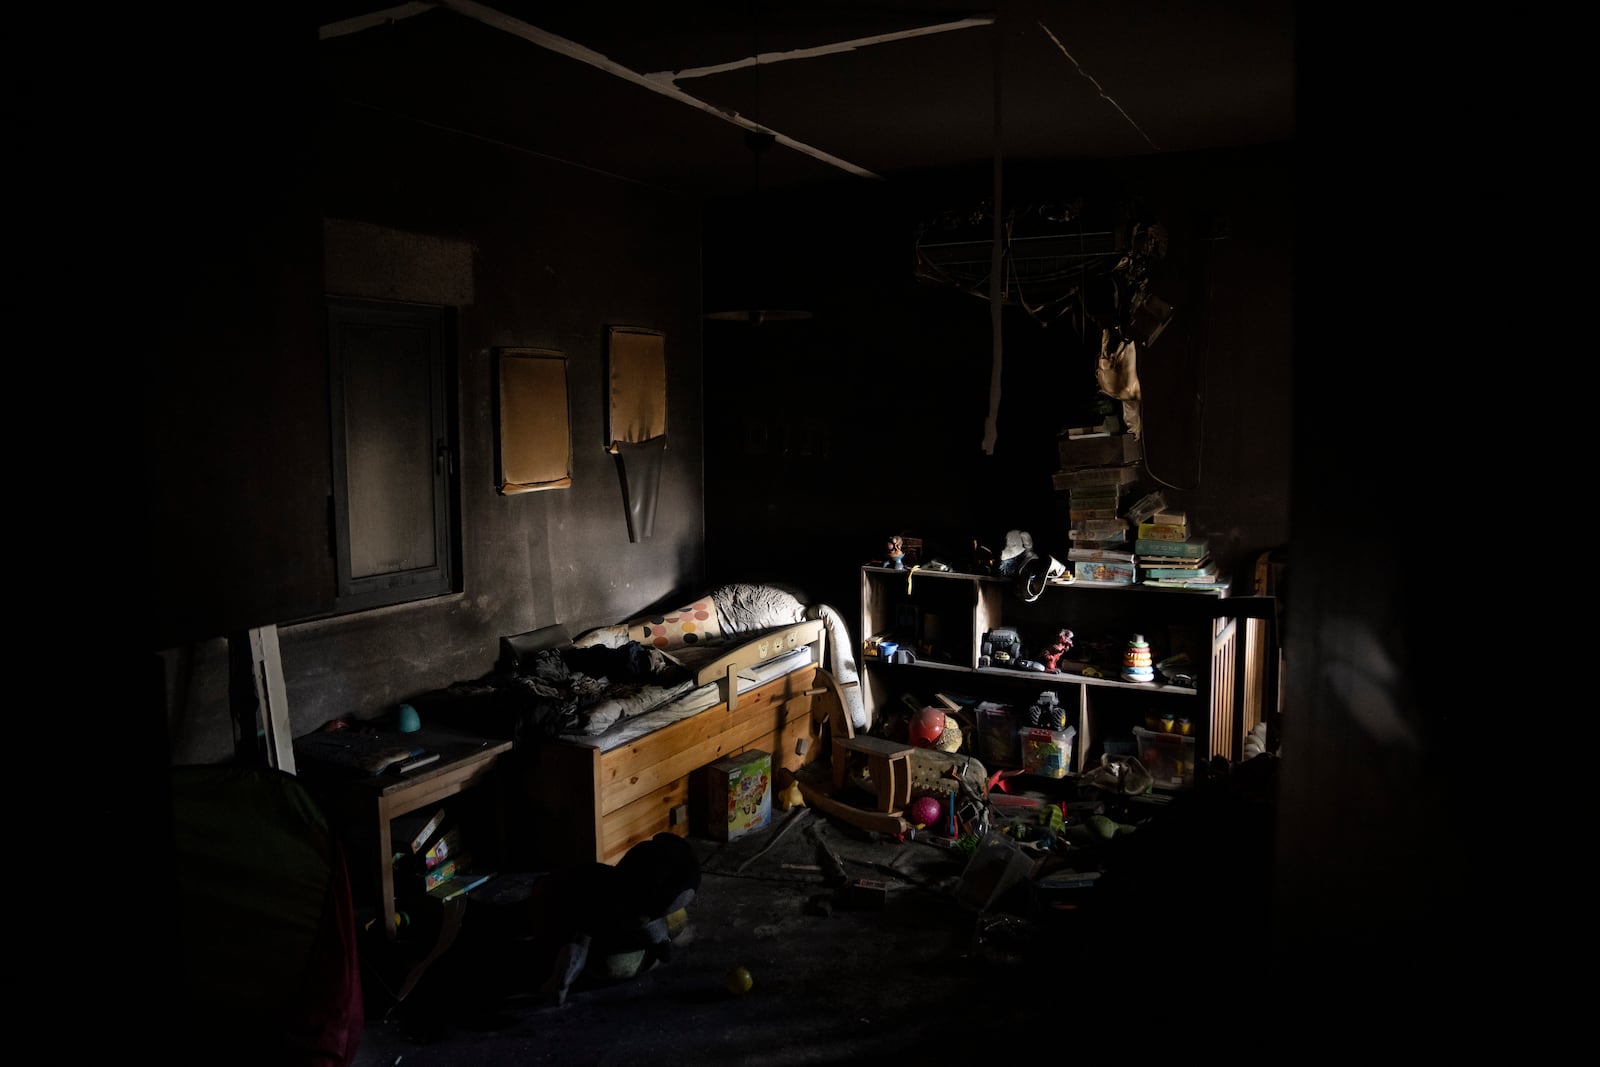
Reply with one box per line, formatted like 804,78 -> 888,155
1057,432 -> 1142,470
706,749 -> 773,840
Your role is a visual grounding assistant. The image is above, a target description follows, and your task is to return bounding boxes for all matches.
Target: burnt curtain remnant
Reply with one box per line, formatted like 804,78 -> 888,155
606,326 -> 668,541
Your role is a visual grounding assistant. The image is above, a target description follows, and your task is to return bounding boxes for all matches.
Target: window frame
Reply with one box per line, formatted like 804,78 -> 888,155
325,295 -> 459,615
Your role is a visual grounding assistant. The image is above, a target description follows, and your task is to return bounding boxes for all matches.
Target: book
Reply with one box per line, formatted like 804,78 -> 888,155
1069,508 -> 1120,521
1069,518 -> 1128,538
411,808 -> 449,853
1068,536 -> 1129,550
1123,491 -> 1166,525
1150,509 -> 1187,525
1141,577 -> 1232,593
392,751 -> 440,774
426,871 -> 494,902
1067,546 -> 1136,563
1143,562 -> 1221,580
424,858 -> 465,891
1052,465 -> 1140,491
1137,522 -> 1189,542
293,731 -> 431,777
1068,529 -> 1128,543
1073,560 -> 1137,583
423,829 -> 462,869
1135,537 -> 1209,559
1137,553 -> 1211,567
1069,486 -> 1126,506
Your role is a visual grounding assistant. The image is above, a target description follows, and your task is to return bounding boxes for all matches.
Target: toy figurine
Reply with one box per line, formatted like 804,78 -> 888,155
1039,628 -> 1074,672
885,535 -> 905,570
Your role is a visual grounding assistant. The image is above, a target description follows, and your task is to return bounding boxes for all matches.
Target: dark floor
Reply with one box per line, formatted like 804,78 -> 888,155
340,763 -> 1282,1065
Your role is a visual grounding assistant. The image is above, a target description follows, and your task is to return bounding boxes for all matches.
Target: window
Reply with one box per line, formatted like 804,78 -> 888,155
326,296 -> 459,614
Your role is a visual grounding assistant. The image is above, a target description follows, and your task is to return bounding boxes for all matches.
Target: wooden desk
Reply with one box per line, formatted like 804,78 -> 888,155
295,727 -> 514,939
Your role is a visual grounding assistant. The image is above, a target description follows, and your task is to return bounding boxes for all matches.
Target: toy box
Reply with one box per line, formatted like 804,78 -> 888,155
706,749 -> 773,840
1132,727 -> 1196,789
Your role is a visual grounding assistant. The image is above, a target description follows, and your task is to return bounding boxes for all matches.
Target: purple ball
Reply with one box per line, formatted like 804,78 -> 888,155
908,795 -> 943,828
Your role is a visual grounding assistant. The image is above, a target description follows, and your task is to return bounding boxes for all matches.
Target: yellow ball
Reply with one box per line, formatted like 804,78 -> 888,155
725,965 -> 753,995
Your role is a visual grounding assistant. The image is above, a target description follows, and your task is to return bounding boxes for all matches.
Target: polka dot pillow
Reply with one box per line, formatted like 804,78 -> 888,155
625,596 -> 723,649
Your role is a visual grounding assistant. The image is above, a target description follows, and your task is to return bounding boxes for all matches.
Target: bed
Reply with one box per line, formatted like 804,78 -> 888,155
420,584 -> 864,866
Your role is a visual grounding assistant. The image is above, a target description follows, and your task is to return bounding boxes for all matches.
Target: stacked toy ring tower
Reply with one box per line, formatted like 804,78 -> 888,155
1121,634 -> 1155,683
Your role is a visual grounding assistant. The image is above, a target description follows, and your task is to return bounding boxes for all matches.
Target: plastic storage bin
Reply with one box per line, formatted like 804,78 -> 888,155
1020,726 -> 1075,778
1132,726 -> 1196,789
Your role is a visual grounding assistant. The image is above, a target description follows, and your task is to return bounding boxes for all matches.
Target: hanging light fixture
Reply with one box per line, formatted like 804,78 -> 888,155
704,10 -> 813,324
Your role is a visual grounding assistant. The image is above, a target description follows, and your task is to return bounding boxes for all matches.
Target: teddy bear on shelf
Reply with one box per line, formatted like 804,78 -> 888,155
1039,628 -> 1074,673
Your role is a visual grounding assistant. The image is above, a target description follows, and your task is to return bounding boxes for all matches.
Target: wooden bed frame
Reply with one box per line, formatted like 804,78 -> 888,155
527,619 -> 830,865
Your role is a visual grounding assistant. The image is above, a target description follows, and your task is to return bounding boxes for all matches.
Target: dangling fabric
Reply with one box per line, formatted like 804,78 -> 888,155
606,327 -> 669,540
613,438 -> 664,542
1095,328 -> 1143,438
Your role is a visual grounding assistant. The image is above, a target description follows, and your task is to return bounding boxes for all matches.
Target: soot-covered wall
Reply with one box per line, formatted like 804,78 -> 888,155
159,85 -> 708,763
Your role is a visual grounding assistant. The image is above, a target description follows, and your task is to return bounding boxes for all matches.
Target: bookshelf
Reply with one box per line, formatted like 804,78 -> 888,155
859,565 -> 1268,786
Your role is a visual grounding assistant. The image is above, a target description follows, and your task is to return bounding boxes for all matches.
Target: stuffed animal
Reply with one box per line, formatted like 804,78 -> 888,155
533,832 -> 702,1006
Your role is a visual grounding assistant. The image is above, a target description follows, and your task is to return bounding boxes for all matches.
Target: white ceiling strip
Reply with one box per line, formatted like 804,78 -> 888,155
319,2 -> 436,41
433,0 -> 882,179
1036,20 -> 1159,152
650,16 -> 996,82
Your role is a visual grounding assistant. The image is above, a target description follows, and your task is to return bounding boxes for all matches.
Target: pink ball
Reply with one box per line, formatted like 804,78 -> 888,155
908,795 -> 943,828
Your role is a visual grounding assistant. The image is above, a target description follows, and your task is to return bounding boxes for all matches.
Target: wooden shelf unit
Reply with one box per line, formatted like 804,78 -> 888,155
859,565 -> 1267,783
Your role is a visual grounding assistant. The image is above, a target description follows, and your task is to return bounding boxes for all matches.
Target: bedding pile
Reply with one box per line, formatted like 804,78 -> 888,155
424,641 -> 700,743
576,584 -> 867,731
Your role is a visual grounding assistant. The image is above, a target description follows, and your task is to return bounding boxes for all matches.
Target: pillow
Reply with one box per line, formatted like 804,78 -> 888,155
625,596 -> 722,650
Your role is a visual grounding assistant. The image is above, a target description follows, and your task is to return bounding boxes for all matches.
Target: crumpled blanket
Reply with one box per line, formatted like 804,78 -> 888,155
427,641 -> 696,743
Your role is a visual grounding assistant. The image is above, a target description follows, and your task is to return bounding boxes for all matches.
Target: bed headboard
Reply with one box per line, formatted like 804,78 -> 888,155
498,623 -> 572,671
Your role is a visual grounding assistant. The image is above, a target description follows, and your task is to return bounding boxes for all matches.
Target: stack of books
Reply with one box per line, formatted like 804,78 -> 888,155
1132,509 -> 1228,591
1052,422 -> 1141,560
406,808 -> 495,904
